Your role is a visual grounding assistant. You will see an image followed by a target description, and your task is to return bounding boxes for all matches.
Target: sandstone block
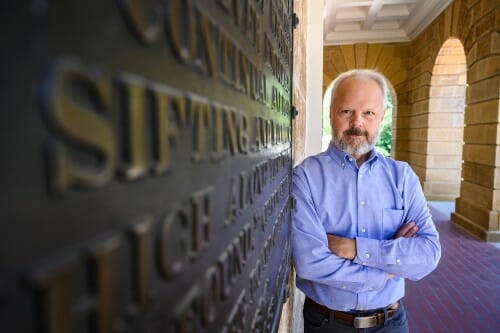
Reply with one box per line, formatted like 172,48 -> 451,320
463,123 -> 498,144
426,169 -> 462,182
464,100 -> 500,125
427,155 -> 462,168
466,76 -> 498,105
462,144 -> 499,166
428,127 -> 464,141
429,97 -> 465,112
461,162 -> 496,188
427,141 -> 463,154
428,113 -> 465,127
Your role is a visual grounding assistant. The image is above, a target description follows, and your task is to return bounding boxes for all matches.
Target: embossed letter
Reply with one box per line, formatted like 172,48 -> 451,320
42,58 -> 117,193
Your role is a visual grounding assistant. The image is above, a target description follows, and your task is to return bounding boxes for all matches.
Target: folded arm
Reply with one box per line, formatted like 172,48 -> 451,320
328,222 -> 419,280
292,168 -> 389,293
327,168 -> 441,281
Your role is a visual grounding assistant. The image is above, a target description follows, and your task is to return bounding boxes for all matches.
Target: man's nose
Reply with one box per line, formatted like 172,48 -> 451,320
349,111 -> 363,127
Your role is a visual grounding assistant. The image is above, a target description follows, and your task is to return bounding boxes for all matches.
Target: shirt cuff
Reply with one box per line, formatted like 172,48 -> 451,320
354,237 -> 381,267
355,237 -> 387,291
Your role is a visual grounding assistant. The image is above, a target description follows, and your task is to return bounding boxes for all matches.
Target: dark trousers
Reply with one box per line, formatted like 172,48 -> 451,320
303,300 -> 409,333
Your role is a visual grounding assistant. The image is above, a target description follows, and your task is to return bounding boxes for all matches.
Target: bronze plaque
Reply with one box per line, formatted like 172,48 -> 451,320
0,1 -> 293,332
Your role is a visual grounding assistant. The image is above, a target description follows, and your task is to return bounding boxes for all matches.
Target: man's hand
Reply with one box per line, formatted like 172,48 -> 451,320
327,234 -> 356,260
393,221 -> 419,239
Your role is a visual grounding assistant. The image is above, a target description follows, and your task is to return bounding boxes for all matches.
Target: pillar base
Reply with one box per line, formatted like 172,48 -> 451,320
451,197 -> 500,242
451,212 -> 500,242
486,232 -> 500,243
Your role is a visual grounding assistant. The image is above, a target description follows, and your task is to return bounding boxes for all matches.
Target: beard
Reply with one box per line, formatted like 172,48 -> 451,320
331,126 -> 380,157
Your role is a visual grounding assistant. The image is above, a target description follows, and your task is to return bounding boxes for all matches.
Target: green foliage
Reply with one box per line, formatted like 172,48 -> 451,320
375,123 -> 392,156
322,88 -> 332,137
322,106 -> 331,136
375,94 -> 393,156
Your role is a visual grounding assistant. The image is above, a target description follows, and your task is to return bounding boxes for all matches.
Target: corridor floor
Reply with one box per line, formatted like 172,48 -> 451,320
405,202 -> 500,333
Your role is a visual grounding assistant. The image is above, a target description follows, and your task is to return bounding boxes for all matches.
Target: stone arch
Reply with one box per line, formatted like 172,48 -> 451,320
323,44 -> 408,97
423,38 -> 466,200
406,0 -> 500,240
450,0 -> 500,241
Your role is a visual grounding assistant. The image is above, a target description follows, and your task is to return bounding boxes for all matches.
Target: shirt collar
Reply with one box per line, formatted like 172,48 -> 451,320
327,141 -> 379,170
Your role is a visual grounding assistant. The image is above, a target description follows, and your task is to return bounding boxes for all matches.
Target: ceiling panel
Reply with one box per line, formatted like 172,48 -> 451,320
324,0 -> 453,45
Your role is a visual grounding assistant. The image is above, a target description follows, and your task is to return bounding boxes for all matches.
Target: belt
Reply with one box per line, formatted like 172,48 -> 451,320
305,297 -> 400,329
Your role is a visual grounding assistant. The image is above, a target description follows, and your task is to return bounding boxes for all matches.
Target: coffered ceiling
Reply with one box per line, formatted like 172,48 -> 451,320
323,0 -> 453,45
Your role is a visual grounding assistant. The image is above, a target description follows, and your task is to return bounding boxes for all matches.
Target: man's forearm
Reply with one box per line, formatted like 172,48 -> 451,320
327,234 -> 396,280
327,221 -> 419,256
327,234 -> 356,259
327,222 -> 420,279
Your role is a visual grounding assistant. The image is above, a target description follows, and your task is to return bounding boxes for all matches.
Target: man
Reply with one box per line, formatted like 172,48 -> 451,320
292,69 -> 441,332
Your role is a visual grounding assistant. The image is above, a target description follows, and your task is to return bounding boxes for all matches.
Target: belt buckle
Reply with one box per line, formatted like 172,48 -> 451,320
353,315 -> 377,329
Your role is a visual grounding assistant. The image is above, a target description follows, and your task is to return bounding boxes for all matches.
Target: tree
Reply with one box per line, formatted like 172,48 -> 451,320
375,93 -> 393,156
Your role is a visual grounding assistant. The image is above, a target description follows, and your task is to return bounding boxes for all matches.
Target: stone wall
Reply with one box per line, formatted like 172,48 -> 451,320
291,0 -> 307,165
420,0 -> 500,241
278,0 -> 308,332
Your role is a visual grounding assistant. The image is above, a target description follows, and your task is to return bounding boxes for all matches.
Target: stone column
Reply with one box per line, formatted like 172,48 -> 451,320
451,30 -> 500,242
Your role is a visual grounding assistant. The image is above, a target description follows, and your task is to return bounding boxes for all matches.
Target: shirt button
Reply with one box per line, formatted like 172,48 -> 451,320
361,200 -> 365,205
365,253 -> 370,259
342,162 -> 345,167
361,228 -> 366,233
349,158 -> 353,162
359,174 -> 363,179
396,258 -> 401,263
368,287 -> 373,291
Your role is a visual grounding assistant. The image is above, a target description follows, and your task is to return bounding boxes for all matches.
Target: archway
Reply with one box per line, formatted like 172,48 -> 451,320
424,38 -> 466,200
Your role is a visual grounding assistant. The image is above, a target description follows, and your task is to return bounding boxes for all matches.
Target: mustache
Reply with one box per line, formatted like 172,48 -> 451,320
343,128 -> 368,136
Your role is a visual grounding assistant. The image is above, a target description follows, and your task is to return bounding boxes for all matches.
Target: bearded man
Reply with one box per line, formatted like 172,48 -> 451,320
292,69 -> 441,333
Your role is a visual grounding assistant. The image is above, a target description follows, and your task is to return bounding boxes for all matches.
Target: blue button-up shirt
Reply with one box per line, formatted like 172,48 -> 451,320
292,143 -> 441,311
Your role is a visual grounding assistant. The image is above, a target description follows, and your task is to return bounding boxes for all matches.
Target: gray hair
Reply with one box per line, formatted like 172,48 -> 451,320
329,69 -> 389,111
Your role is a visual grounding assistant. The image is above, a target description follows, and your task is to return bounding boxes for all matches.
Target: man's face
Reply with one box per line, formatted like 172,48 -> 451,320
330,77 -> 385,158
